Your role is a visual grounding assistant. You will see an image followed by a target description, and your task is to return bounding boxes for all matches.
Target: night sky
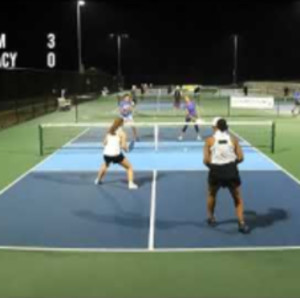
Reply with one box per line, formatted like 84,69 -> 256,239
0,1 -> 299,84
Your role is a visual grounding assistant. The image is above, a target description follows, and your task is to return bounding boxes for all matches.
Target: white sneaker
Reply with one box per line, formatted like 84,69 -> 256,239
197,135 -> 201,141
178,135 -> 183,141
129,182 -> 138,189
94,178 -> 102,185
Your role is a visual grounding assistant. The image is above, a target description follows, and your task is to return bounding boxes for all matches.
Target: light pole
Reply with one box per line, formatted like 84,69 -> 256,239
77,0 -> 85,74
110,33 -> 129,87
233,34 -> 239,86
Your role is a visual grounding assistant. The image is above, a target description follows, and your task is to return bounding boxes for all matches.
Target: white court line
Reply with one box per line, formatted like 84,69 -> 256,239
148,170 -> 157,251
0,245 -> 300,253
33,168 -> 280,173
233,129 -> 300,186
1,124 -> 300,253
0,128 -> 90,196
250,144 -> 300,186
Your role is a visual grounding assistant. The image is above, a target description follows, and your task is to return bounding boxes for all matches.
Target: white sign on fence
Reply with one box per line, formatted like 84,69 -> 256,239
230,96 -> 274,109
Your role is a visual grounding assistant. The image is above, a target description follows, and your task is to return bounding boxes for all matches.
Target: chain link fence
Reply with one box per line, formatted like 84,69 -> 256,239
0,68 -> 116,129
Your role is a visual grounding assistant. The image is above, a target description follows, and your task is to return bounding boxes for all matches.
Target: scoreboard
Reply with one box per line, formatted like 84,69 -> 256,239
0,33 -> 57,69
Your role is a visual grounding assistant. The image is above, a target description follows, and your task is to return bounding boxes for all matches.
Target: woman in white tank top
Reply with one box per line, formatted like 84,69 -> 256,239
95,118 -> 138,190
203,117 -> 249,234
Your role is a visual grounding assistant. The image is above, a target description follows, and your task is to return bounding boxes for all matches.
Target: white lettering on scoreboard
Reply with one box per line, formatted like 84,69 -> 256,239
0,33 -> 18,68
230,96 -> 274,109
0,33 -> 57,69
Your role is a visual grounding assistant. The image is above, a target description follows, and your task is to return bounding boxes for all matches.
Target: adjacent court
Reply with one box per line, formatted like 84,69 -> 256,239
0,122 -> 300,251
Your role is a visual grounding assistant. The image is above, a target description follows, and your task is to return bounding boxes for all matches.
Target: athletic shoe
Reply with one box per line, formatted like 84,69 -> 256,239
196,135 -> 201,141
178,136 -> 183,141
94,178 -> 102,185
129,182 -> 138,190
207,217 -> 217,227
238,222 -> 250,234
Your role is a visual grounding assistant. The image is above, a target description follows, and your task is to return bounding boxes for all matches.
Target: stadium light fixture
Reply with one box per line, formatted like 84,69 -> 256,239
109,33 -> 129,83
232,34 -> 238,86
77,1 -> 85,73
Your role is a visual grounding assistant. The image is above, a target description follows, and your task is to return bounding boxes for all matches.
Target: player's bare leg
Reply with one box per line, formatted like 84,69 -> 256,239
178,124 -> 188,141
229,186 -> 250,233
131,126 -> 139,141
207,185 -> 219,225
95,163 -> 109,184
120,158 -> 138,189
194,122 -> 201,140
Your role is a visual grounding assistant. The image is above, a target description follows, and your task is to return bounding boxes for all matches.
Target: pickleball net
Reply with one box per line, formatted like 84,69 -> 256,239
39,120 -> 276,155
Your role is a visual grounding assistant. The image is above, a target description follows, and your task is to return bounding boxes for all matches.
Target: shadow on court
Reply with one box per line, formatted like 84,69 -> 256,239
154,209 -> 288,232
216,208 -> 289,231
73,210 -> 150,229
32,172 -> 154,188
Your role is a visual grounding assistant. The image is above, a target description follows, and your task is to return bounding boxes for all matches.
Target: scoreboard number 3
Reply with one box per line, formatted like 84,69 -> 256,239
47,33 -> 56,68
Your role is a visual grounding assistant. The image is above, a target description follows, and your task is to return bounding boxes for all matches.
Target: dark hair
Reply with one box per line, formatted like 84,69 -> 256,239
123,93 -> 131,100
217,118 -> 228,132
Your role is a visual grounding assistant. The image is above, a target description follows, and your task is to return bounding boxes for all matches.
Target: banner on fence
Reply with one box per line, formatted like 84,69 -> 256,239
230,96 -> 274,109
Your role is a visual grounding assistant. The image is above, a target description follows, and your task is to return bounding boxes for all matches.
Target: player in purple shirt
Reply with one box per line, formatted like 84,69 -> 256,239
178,95 -> 201,141
119,94 -> 139,141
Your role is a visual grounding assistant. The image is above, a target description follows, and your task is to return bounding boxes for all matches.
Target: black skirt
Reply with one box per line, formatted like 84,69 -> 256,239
208,162 -> 241,188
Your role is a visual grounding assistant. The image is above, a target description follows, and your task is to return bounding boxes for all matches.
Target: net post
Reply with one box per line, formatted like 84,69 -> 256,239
32,99 -> 35,119
227,96 -> 231,117
14,99 -> 19,123
156,89 -> 161,113
39,124 -> 44,156
75,96 -> 78,123
154,124 -> 158,151
276,97 -> 280,117
271,121 -> 276,153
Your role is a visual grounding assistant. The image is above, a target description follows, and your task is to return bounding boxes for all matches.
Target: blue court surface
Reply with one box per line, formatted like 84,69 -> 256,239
1,127 -> 300,251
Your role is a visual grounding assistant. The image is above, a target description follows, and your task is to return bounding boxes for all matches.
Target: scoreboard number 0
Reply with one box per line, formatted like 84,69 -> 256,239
47,52 -> 56,68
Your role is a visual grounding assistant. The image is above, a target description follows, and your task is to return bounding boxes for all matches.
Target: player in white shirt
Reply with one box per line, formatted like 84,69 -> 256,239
95,117 -> 138,189
203,117 -> 249,234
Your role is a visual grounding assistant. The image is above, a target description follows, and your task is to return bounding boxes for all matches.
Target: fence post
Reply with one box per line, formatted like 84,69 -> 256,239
14,100 -> 19,123
39,124 -> 44,156
227,96 -> 231,117
44,96 -> 48,114
32,99 -> 36,119
276,97 -> 280,117
271,121 -> 276,154
75,96 -> 78,123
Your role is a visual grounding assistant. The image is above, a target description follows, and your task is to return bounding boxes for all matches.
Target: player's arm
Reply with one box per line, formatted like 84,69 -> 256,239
119,131 -> 128,152
233,137 -> 244,163
203,137 -> 212,166
128,103 -> 134,112
119,104 -> 124,114
185,108 -> 190,117
103,135 -> 108,146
